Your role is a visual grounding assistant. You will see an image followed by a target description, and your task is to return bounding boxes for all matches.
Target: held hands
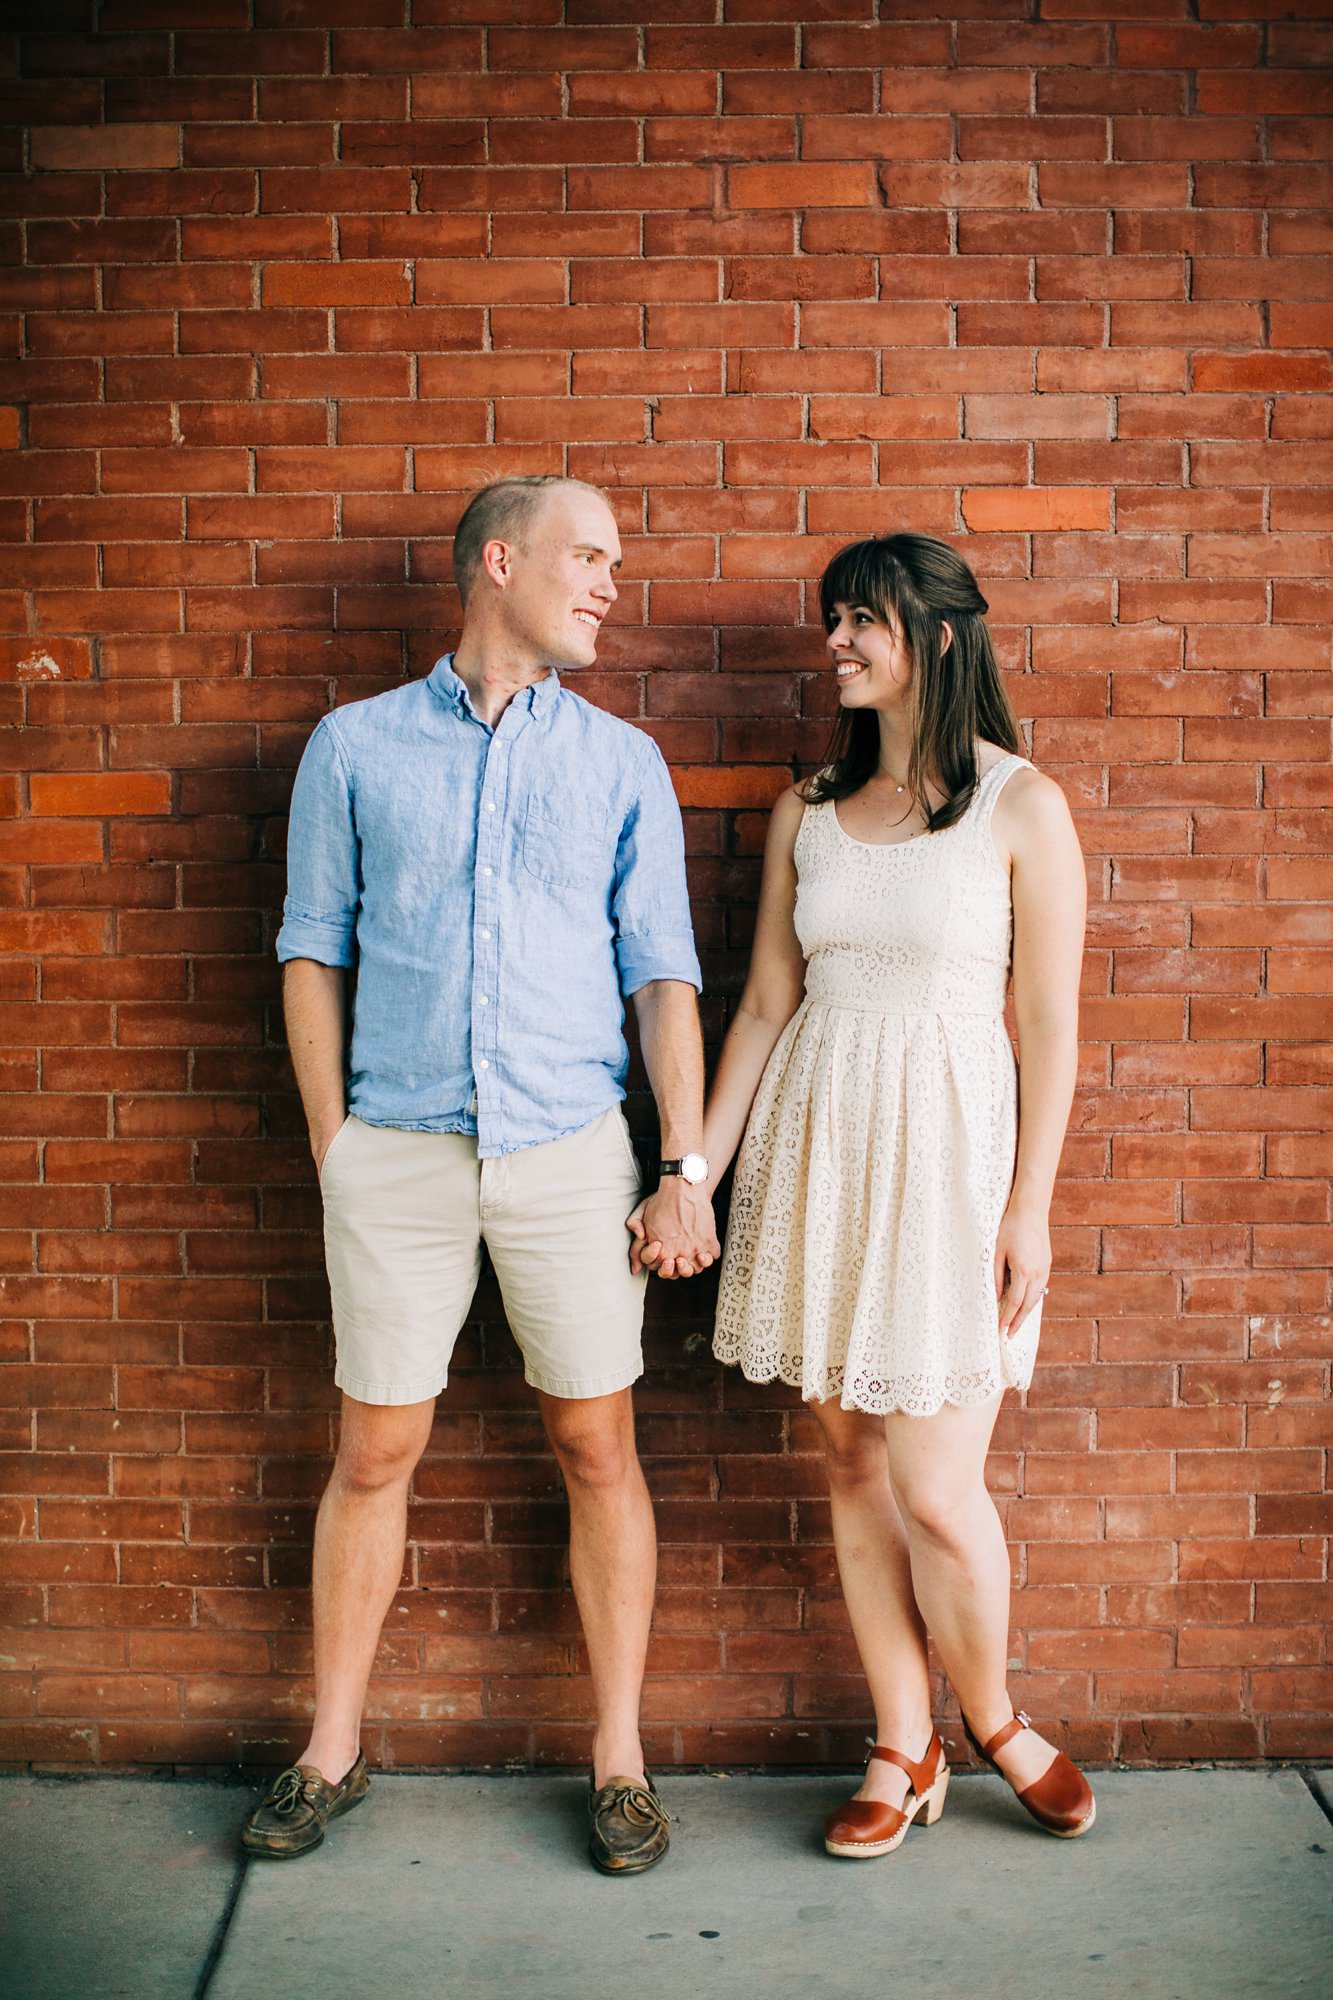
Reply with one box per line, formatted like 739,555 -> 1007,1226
994,1200 -> 1051,1339
627,1180 -> 721,1280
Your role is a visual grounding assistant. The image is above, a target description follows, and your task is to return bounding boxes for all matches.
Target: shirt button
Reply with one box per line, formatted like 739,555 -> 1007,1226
479,928 -> 491,942
478,994 -> 489,1006
484,801 -> 496,813
478,1059 -> 490,1071
481,865 -> 493,877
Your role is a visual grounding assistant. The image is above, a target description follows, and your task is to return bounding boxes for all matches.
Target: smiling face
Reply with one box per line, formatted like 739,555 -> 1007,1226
491,482 -> 621,670
826,599 -> 915,711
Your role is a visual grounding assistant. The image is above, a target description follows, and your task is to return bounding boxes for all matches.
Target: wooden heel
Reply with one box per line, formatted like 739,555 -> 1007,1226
921,1765 -> 949,1826
822,1728 -> 949,1860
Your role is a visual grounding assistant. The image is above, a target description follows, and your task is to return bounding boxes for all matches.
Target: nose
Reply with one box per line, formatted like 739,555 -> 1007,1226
596,568 -> 618,604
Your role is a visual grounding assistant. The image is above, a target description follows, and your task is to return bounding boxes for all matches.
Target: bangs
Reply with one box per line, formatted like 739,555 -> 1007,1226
818,540 -> 907,632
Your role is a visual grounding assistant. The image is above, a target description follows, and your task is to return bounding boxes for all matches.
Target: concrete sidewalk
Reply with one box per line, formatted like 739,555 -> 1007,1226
4,1768 -> 1331,2000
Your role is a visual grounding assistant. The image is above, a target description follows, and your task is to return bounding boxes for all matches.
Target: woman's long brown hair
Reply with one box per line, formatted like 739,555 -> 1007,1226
802,533 -> 1022,833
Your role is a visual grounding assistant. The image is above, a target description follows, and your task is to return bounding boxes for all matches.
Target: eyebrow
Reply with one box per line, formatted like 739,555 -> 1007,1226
574,543 -> 623,570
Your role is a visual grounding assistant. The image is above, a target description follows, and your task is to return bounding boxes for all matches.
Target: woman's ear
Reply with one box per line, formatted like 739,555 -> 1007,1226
940,619 -> 954,657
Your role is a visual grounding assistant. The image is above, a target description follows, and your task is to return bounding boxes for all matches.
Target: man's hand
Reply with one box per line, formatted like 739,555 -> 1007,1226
627,1181 -> 720,1279
311,1114 -> 347,1178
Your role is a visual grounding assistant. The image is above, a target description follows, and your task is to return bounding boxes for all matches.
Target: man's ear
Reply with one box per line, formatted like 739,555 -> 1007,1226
481,536 -> 513,590
940,619 -> 954,658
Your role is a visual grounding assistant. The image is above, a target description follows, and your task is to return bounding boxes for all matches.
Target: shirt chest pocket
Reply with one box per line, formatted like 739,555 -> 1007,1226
522,803 -> 617,890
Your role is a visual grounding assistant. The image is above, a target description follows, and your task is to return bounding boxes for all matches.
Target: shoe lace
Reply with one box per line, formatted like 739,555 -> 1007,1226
268,1768 -> 313,1818
598,1782 -> 666,1827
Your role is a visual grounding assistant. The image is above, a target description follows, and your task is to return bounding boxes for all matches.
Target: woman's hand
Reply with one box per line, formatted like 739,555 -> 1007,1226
625,1187 -> 719,1279
994,1200 -> 1051,1338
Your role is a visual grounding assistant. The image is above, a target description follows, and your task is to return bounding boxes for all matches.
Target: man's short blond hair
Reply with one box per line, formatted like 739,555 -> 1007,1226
451,475 -> 611,607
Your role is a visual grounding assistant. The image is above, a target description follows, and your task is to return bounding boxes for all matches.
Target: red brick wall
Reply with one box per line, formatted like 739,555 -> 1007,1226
2,5 -> 1330,1773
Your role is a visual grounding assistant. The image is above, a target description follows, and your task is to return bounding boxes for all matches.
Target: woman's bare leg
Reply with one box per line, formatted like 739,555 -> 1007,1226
884,1395 -> 1059,1791
808,1395 -> 934,1810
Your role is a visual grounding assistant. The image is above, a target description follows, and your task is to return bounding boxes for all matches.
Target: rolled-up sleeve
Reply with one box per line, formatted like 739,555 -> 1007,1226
611,738 -> 701,998
275,714 -> 360,968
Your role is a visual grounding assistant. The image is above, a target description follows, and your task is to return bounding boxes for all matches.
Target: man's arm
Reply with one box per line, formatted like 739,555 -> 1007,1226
275,713 -> 359,1173
631,978 -> 720,1280
283,959 -> 349,1174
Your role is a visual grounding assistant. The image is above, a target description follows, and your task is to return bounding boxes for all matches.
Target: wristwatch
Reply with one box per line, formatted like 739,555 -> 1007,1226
659,1153 -> 709,1186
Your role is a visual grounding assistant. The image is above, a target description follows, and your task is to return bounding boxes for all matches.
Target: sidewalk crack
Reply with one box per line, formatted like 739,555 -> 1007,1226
193,1851 -> 250,2000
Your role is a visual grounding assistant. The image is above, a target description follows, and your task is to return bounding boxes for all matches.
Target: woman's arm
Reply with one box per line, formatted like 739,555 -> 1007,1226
993,768 -> 1087,1338
700,784 -> 808,1193
629,785 -> 807,1272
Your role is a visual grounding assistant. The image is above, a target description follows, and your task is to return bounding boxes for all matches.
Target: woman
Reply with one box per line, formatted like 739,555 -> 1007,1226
640,533 -> 1092,1854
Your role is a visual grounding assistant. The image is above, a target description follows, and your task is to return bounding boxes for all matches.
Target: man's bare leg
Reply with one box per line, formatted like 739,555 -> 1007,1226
537,1386 -> 656,1787
298,1393 -> 437,1783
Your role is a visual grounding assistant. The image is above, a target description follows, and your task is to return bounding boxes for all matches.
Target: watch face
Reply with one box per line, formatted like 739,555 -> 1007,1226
681,1153 -> 708,1185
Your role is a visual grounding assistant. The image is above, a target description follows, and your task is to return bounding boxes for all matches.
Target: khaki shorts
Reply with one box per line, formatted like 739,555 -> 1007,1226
319,1106 -> 647,1406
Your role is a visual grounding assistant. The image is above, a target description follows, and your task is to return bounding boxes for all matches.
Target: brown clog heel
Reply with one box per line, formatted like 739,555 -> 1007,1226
823,1729 -> 949,1860
963,1710 -> 1095,1838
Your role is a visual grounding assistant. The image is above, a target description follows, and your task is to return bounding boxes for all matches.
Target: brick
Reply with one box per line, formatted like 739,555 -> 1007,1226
963,116 -> 1107,162
184,124 -> 333,170
1195,164 -> 1333,211
29,125 -> 179,172
29,775 -> 172,818
729,165 -> 875,210
954,19 -> 1107,64
1118,211 -> 1262,257
263,265 -> 411,309
1041,163 -> 1188,209
964,490 -> 1110,533
182,217 -> 332,262
802,117 -> 952,164
1115,117 -> 1261,163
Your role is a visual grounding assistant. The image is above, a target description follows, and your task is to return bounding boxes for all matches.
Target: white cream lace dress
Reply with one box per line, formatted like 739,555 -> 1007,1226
713,754 -> 1041,1417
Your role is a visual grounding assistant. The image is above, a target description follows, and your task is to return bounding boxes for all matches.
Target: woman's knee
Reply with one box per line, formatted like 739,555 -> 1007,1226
892,1476 -> 990,1550
810,1403 -> 887,1491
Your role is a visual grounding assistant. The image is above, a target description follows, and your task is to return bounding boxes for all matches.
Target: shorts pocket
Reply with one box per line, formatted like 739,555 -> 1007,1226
317,1114 -> 354,1186
615,1109 -> 643,1188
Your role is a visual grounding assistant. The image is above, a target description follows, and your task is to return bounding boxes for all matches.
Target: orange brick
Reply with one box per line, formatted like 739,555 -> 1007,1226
963,489 -> 1110,532
29,774 -> 172,818
729,164 -> 875,209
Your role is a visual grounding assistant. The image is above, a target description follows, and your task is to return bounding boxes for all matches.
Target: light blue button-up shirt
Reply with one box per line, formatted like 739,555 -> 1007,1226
275,656 -> 701,1157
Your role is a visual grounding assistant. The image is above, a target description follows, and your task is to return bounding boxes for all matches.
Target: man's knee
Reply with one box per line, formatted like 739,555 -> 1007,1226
333,1398 -> 433,1496
542,1393 -> 638,1492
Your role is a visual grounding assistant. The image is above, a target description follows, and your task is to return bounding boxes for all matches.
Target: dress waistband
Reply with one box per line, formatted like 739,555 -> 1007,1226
803,996 -> 1006,1020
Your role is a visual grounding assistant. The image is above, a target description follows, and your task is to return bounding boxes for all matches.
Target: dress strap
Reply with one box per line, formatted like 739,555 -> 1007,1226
793,790 -> 829,864
971,753 -> 1029,832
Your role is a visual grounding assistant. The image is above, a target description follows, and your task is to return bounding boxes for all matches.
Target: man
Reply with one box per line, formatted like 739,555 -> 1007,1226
241,476 -> 719,1874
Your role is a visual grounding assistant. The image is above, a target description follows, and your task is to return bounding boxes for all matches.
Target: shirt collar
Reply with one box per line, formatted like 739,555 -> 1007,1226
427,654 -> 562,725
